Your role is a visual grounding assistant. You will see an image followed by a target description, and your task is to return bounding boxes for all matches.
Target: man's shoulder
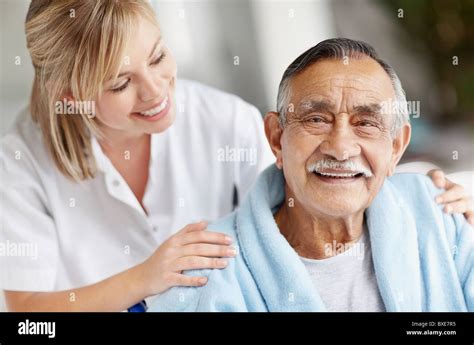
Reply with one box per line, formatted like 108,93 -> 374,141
388,172 -> 438,198
208,212 -> 239,238
148,212 -> 243,312
387,172 -> 468,241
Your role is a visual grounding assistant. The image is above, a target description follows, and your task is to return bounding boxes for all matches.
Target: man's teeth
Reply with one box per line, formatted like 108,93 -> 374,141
316,171 -> 361,178
139,96 -> 168,116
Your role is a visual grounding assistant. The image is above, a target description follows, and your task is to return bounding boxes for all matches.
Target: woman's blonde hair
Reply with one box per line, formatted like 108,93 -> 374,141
25,0 -> 158,181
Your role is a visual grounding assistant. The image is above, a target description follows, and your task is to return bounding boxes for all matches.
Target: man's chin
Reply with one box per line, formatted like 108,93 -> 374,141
307,192 -> 367,218
310,184 -> 368,218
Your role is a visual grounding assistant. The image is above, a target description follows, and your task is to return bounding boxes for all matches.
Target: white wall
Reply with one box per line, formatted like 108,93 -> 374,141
250,0 -> 335,111
0,0 -> 33,135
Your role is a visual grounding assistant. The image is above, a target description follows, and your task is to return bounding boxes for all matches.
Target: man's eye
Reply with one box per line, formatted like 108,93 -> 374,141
310,116 -> 326,123
111,79 -> 130,93
357,121 -> 375,127
151,52 -> 166,65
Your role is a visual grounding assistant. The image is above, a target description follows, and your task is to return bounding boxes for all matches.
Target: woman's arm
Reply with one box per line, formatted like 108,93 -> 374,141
5,262 -> 149,312
4,222 -> 236,311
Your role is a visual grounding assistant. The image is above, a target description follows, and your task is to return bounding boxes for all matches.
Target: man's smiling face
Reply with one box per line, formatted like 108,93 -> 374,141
276,57 -> 410,218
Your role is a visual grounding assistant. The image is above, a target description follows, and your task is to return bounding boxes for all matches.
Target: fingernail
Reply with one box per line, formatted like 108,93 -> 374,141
199,277 -> 207,285
444,205 -> 452,213
227,248 -> 237,256
435,196 -> 443,203
225,236 -> 233,244
217,259 -> 228,267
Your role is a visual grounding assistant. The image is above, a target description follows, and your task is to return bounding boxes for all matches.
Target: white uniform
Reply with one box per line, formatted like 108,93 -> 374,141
0,79 -> 274,296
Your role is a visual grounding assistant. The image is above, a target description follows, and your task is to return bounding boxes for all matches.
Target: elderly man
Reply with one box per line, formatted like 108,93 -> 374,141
149,38 -> 473,312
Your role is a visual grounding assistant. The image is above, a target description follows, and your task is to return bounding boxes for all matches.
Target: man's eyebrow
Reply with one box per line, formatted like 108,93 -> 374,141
298,100 -> 334,113
115,36 -> 162,79
353,103 -> 382,114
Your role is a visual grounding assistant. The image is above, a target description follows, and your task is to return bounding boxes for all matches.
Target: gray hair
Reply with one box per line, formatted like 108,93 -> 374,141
276,38 -> 409,135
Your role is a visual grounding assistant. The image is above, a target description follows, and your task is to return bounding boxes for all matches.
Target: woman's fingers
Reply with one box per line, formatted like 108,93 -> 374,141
440,196 -> 474,225
170,273 -> 208,287
181,243 -> 237,258
427,172 -> 474,223
179,221 -> 208,234
435,183 -> 466,204
466,211 -> 474,226
178,230 -> 232,246
442,196 -> 474,215
427,169 -> 446,189
174,256 -> 229,271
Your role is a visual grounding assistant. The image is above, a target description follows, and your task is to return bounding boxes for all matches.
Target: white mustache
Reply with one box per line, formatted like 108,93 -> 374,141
307,159 -> 373,177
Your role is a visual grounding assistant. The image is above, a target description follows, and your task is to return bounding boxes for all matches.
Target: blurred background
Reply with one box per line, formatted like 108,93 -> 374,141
1,0 -> 473,172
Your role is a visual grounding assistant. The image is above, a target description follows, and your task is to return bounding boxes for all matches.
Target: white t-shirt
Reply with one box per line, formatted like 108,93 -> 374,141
300,226 -> 386,312
0,79 -> 274,294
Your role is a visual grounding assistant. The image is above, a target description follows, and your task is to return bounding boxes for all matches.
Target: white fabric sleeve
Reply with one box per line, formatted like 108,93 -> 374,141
232,103 -> 274,202
1,137 -> 59,291
397,162 -> 473,198
396,161 -> 440,174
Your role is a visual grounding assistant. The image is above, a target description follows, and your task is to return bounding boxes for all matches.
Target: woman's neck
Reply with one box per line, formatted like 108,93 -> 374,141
98,128 -> 149,157
98,130 -> 151,213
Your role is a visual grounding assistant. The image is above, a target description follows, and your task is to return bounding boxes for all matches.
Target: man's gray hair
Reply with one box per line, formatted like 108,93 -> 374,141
276,38 -> 409,135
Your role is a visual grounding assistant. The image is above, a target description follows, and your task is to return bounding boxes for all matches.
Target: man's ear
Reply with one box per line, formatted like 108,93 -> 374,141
388,123 -> 411,176
264,111 -> 284,169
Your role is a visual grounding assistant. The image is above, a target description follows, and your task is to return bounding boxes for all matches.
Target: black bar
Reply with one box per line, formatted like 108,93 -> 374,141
0,312 -> 473,345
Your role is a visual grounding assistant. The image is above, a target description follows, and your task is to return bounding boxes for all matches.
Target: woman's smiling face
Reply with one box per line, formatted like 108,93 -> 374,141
95,19 -> 177,139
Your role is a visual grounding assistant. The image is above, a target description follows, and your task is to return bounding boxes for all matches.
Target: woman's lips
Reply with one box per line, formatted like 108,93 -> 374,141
131,93 -> 171,122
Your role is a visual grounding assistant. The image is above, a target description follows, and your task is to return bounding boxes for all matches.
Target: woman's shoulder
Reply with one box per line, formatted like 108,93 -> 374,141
175,79 -> 262,122
173,79 -> 265,148
176,79 -> 248,104
1,107 -> 52,178
2,107 -> 41,148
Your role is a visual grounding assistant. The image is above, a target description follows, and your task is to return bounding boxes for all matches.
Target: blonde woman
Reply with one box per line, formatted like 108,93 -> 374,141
1,0 -> 471,312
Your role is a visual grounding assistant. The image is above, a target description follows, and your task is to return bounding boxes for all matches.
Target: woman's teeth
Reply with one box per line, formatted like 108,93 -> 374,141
138,96 -> 168,116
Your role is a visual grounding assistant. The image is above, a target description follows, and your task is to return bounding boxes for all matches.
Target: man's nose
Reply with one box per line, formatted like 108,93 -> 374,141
319,125 -> 360,161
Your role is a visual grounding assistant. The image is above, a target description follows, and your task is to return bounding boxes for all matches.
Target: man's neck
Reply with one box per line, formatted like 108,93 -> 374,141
274,188 -> 365,260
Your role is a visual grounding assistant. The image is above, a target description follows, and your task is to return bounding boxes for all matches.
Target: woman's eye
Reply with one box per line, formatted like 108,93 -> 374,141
111,79 -> 130,93
151,52 -> 166,65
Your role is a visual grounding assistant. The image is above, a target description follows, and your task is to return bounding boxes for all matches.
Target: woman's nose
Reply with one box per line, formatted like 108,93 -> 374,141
139,74 -> 164,103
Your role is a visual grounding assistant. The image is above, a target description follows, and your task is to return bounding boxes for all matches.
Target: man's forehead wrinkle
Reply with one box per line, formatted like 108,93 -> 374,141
295,77 -> 391,100
294,71 -> 392,95
297,90 -> 385,110
292,71 -> 395,115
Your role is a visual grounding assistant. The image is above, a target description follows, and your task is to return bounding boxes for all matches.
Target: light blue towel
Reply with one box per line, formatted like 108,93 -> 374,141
149,164 -> 473,312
